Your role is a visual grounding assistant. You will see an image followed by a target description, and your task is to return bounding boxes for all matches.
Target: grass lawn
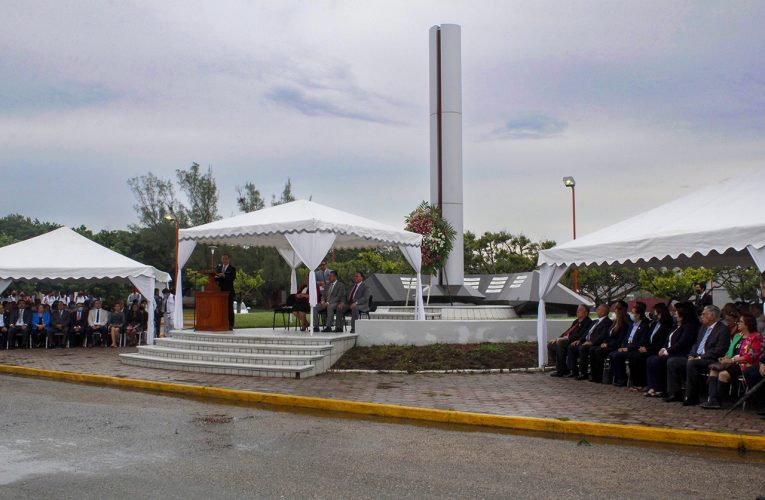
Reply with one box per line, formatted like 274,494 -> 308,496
182,309 -> 284,329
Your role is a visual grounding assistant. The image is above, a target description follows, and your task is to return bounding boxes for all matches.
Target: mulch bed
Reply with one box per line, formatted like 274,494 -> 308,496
334,342 -> 538,372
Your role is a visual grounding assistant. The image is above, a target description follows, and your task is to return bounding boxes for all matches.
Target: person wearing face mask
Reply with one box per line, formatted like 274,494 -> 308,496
627,302 -> 674,391
645,302 -> 699,397
608,302 -> 652,387
589,301 -> 631,383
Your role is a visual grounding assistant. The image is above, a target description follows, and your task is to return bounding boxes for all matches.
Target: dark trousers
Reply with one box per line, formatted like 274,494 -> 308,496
608,350 -> 630,384
667,356 -> 713,402
646,354 -> 674,393
590,346 -> 612,383
565,341 -> 587,376
69,327 -> 84,347
547,339 -> 571,374
227,292 -> 235,330
707,364 -> 742,403
51,326 -> 68,347
744,364 -> 765,408
8,326 -> 30,348
0,327 -> 8,349
87,326 -> 108,347
627,351 -> 650,387
577,343 -> 596,377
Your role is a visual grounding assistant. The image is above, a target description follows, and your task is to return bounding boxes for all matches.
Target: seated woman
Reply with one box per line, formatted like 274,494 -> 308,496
290,278 -> 311,331
701,312 -> 764,409
720,302 -> 740,337
589,303 -> 630,383
628,302 -> 674,391
31,304 -> 51,348
644,302 -> 699,397
108,302 -> 126,348
125,302 -> 146,346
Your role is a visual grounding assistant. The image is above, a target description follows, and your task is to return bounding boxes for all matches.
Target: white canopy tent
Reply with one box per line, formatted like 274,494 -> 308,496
0,227 -> 171,343
535,172 -> 765,367
174,200 -> 425,330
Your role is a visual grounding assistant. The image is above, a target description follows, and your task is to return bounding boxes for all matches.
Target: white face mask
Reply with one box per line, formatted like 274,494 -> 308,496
608,312 -> 616,320
629,313 -> 638,322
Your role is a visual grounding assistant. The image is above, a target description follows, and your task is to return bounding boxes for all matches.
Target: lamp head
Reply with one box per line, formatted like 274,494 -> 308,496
562,176 -> 576,188
164,214 -> 175,221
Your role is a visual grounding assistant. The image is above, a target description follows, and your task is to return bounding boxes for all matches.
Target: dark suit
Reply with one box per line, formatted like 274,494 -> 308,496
608,319 -> 652,385
626,320 -> 673,387
343,281 -> 370,332
215,263 -> 237,329
666,321 -> 731,402
547,317 -> 593,375
69,308 -> 88,347
0,311 -> 10,349
645,321 -> 699,393
8,308 -> 33,348
573,316 -> 613,378
50,309 -> 70,347
590,322 -> 629,383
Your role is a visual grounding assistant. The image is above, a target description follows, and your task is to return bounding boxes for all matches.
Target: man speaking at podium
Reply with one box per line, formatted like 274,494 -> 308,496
215,254 -> 237,330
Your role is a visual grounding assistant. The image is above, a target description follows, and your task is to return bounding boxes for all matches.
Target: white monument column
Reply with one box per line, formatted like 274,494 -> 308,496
429,24 -> 464,286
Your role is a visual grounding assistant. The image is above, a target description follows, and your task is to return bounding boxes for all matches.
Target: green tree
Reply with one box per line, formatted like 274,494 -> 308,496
234,269 -> 265,308
236,182 -> 266,212
638,267 -> 714,301
0,214 -> 60,242
126,173 -> 183,228
463,230 -> 555,274
715,267 -> 761,303
271,178 -> 295,206
176,162 -> 220,225
570,266 -> 642,304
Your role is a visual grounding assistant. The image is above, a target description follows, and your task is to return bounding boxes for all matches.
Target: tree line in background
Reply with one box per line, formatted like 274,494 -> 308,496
0,162 -> 761,309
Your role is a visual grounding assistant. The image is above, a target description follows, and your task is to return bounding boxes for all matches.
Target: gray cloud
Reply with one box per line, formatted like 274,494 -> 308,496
265,85 -> 395,124
484,115 -> 567,140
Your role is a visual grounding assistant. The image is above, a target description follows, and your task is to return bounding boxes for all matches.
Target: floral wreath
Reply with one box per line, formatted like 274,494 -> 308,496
405,201 -> 456,276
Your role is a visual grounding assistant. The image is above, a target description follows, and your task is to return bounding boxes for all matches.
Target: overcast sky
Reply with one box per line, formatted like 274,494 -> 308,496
1,1 -> 763,244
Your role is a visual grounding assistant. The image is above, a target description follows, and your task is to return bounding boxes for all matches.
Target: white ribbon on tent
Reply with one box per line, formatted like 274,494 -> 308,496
747,245 -> 765,273
173,240 -> 198,329
129,275 -> 157,344
277,248 -> 300,294
536,263 -> 569,367
399,245 -> 425,321
285,232 -> 336,332
0,278 -> 12,296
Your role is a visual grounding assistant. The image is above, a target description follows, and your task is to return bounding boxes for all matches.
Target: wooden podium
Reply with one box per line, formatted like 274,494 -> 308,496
195,270 -> 230,332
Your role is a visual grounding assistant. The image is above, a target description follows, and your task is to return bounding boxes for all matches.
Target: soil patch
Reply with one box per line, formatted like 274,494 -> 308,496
334,342 -> 538,372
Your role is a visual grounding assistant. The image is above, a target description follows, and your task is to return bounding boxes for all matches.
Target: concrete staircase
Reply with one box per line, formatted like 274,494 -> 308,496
119,329 -> 357,379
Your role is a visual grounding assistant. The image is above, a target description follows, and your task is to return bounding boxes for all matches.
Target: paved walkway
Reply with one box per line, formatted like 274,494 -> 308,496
2,347 -> 765,436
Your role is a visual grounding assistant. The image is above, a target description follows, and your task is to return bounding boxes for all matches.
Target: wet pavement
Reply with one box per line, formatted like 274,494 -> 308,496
2,347 -> 765,436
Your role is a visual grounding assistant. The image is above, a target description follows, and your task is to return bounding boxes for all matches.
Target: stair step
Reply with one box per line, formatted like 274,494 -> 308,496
156,338 -> 333,355
169,331 -> 354,346
119,353 -> 315,378
138,346 -> 325,366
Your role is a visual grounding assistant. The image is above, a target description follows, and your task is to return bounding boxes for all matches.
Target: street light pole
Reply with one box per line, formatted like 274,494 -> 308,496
164,215 -> 179,286
562,177 -> 578,292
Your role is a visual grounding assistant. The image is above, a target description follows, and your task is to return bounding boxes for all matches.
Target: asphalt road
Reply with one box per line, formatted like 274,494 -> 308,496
1,375 -> 764,499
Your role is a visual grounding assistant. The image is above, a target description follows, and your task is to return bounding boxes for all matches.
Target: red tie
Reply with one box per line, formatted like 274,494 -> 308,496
350,284 -> 358,302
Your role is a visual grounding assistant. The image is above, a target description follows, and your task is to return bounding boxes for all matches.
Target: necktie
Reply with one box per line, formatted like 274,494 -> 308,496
697,326 -> 712,355
586,318 -> 600,340
350,284 -> 358,302
96,310 -> 100,324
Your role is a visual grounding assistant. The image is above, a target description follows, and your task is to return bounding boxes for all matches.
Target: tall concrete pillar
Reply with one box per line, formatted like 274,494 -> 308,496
429,24 -> 464,286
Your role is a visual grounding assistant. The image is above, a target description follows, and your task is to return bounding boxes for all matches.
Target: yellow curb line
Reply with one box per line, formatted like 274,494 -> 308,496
2,363 -> 764,453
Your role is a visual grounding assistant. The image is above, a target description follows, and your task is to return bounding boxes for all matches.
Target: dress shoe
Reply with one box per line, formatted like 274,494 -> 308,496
549,371 -> 567,378
333,328 -> 343,333
321,327 -> 332,333
663,394 -> 683,403
575,375 -> 588,381
682,398 -> 699,407
757,409 -> 765,416
700,399 -> 721,409
564,373 -> 577,378
349,329 -> 355,334
312,328 -> 320,333
613,380 -> 627,387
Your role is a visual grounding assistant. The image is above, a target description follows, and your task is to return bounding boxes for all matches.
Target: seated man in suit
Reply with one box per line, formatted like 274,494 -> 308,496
86,299 -> 109,347
547,305 -> 593,377
338,271 -> 370,334
608,301 -> 651,386
50,300 -> 70,348
0,302 -> 10,349
313,271 -> 345,333
8,299 -> 33,349
573,304 -> 613,380
70,303 -> 87,347
665,305 -> 730,405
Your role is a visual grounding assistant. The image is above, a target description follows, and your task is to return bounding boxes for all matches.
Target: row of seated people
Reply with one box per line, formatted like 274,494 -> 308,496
285,268 -> 371,333
0,298 -> 149,349
547,300 -> 765,412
